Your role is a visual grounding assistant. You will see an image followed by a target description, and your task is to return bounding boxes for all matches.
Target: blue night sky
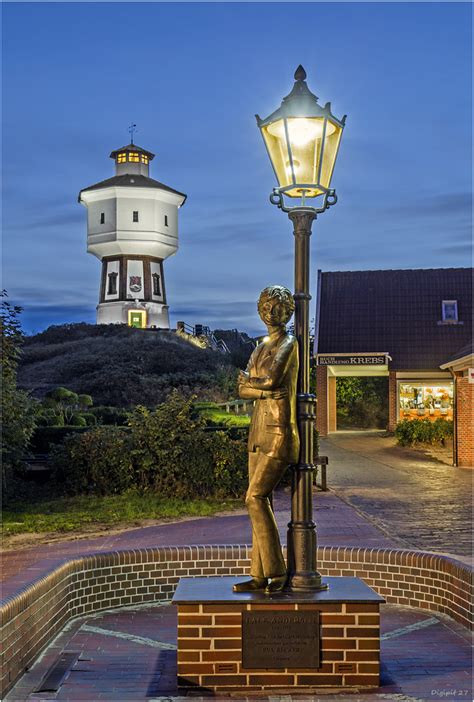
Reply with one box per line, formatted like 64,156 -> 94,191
2,2 -> 472,336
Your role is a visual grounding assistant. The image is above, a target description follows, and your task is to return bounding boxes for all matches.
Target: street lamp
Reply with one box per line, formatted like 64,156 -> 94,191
256,65 -> 346,591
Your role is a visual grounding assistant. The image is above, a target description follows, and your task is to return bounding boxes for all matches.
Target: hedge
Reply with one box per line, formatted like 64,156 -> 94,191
395,418 -> 454,447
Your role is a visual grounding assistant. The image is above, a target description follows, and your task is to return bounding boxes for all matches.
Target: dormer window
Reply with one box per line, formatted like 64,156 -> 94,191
117,153 -> 127,163
128,152 -> 140,163
442,300 -> 458,323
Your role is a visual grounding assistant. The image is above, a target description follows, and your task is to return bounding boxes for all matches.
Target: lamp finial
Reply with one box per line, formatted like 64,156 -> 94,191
294,65 -> 306,81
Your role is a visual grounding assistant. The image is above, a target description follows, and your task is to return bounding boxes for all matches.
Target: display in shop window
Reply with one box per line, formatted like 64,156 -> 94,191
398,383 -> 453,421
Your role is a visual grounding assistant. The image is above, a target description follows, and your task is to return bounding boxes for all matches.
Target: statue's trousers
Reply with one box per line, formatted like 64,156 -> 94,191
246,451 -> 288,578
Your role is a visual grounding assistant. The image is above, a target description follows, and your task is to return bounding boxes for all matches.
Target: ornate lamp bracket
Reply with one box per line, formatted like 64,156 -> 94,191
270,188 -> 338,215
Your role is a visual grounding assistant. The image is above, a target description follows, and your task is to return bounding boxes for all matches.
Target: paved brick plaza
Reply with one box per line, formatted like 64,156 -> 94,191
6,602 -> 472,701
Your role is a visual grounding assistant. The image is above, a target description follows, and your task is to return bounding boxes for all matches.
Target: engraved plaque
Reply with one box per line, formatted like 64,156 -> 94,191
242,611 -> 320,669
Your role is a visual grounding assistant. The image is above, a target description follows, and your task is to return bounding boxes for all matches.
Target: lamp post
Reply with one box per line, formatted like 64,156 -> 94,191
256,66 -> 346,591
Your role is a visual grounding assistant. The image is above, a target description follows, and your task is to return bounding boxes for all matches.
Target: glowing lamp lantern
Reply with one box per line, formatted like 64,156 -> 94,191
256,65 -> 346,203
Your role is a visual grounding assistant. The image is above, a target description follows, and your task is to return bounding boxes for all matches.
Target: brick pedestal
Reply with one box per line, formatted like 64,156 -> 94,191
173,576 -> 384,692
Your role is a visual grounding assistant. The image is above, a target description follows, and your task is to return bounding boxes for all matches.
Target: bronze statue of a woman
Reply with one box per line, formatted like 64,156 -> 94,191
234,285 -> 299,595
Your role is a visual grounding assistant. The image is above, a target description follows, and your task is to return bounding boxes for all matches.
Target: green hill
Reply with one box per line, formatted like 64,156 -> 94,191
18,323 -> 239,407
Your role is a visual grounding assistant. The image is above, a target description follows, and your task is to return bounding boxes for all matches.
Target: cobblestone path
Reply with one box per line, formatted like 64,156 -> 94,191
321,431 -> 473,559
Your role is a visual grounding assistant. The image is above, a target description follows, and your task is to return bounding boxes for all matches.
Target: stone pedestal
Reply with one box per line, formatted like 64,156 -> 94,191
173,576 -> 384,693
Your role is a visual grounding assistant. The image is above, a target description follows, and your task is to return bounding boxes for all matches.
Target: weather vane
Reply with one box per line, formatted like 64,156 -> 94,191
128,123 -> 137,144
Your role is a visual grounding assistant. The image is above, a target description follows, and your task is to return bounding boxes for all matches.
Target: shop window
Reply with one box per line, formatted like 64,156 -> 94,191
107,272 -> 118,295
117,153 -> 127,163
442,300 -> 458,323
128,152 -> 140,162
133,211 -> 139,222
100,212 -> 105,224
152,272 -> 161,297
398,382 -> 454,421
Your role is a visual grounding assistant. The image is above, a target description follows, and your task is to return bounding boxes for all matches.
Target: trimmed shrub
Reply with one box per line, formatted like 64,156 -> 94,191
395,418 -> 454,447
50,392 -> 248,499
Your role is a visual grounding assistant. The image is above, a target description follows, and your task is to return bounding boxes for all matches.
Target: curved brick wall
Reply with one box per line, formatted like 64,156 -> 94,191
1,545 -> 472,696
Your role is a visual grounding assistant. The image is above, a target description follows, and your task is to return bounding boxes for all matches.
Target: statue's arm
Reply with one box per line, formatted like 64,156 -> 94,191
246,338 -> 295,391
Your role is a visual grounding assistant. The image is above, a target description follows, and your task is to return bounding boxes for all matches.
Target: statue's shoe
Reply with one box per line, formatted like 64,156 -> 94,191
233,578 -> 267,592
264,575 -> 287,594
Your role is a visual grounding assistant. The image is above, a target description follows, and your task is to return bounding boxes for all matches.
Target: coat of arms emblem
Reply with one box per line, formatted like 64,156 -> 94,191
129,276 -> 142,293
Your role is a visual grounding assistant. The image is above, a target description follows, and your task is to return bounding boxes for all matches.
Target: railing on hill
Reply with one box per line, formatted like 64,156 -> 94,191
176,322 -> 231,353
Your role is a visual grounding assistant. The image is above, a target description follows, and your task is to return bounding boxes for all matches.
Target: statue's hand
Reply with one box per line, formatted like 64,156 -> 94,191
238,370 -> 250,384
264,387 -> 288,400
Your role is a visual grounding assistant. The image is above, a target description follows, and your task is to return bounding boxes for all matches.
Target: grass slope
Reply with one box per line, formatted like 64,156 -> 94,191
18,324 -> 238,407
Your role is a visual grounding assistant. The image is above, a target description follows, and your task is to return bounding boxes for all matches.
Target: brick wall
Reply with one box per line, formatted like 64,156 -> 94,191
388,371 -> 398,431
177,601 -> 380,691
316,365 -> 328,436
456,375 -> 474,467
1,545 -> 472,697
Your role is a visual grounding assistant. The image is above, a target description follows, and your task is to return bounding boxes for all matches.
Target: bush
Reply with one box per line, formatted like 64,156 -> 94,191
90,405 -> 129,426
51,392 -> 248,499
31,426 -> 90,453
395,418 -> 453,447
51,427 -> 132,495
336,377 -> 388,429
70,415 -> 87,427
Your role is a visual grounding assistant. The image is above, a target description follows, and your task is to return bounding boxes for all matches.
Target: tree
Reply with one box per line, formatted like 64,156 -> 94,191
41,387 -> 94,425
1,292 -> 37,492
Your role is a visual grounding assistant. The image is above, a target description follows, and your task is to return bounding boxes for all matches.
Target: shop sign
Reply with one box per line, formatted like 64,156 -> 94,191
318,355 -> 388,366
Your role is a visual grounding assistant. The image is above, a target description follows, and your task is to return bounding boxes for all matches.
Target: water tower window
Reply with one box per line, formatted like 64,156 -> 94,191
107,272 -> 118,295
117,153 -> 127,163
140,154 -> 149,164
152,273 -> 161,297
164,215 -> 168,226
133,211 -> 139,222
100,212 -> 105,224
128,152 -> 140,162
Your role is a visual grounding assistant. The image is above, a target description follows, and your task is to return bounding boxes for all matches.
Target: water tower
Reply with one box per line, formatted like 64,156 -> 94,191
79,140 -> 186,328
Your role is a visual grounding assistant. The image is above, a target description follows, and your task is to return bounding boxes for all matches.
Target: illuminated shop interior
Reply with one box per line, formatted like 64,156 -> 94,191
398,382 -> 454,421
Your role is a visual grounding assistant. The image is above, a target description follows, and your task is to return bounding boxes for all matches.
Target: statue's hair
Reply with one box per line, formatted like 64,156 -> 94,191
258,285 -> 295,323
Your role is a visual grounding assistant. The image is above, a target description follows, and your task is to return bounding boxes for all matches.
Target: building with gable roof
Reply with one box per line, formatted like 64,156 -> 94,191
314,267 -> 472,466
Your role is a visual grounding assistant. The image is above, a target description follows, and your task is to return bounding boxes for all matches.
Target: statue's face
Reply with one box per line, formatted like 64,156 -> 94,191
259,296 -> 290,326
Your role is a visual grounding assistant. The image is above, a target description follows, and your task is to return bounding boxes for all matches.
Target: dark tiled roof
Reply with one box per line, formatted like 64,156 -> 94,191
109,143 -> 155,159
316,268 -> 473,370
78,174 -> 187,202
441,340 -> 474,366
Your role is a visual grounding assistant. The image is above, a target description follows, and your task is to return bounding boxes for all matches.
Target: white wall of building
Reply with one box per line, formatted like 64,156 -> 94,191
97,301 -> 170,328
82,187 -> 181,261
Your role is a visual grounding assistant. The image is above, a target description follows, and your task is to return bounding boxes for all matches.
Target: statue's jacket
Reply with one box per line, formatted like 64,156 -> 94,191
239,332 -> 300,464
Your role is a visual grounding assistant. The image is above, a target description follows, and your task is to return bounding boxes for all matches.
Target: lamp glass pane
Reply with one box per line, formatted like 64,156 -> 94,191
320,122 -> 343,190
284,117 -> 328,197
261,119 -> 293,189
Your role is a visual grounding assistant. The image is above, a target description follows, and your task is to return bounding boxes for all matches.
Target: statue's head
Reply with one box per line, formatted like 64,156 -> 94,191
257,285 -> 295,327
